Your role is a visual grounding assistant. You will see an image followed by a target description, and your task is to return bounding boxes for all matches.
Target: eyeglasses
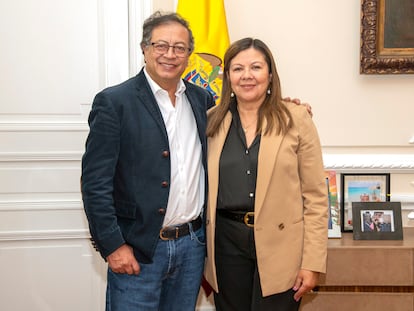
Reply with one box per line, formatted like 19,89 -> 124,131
150,42 -> 191,57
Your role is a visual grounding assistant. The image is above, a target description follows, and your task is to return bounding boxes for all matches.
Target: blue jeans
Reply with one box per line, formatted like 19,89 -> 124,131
106,225 -> 206,311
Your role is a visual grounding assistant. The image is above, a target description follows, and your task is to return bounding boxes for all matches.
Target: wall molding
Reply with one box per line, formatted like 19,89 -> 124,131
0,121 -> 88,132
323,153 -> 414,172
1,151 -> 413,171
0,229 -> 90,241
127,0 -> 153,76
392,196 -> 414,212
0,199 -> 82,212
0,151 -> 82,162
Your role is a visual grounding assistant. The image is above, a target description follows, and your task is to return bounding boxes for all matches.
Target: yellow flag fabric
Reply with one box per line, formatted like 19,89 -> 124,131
177,0 -> 230,104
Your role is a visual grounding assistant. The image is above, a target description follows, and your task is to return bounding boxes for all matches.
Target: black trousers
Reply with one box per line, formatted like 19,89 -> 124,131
214,213 -> 301,311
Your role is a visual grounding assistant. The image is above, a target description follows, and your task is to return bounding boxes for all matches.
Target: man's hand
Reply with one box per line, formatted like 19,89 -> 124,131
292,269 -> 319,301
283,97 -> 313,117
106,244 -> 140,275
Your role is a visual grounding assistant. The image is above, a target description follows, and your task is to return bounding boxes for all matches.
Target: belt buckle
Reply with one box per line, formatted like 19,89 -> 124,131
243,212 -> 254,228
159,227 -> 169,240
159,226 -> 180,240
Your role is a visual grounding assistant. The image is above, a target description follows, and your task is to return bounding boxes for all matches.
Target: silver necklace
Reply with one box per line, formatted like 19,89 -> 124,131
241,119 -> 257,133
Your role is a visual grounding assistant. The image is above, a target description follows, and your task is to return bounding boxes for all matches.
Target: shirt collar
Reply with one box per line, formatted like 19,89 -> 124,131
144,67 -> 186,96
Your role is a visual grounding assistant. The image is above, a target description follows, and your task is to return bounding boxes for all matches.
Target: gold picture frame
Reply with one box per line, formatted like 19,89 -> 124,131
360,0 -> 414,74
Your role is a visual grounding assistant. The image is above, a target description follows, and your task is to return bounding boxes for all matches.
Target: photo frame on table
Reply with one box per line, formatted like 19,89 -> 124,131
340,173 -> 390,232
352,201 -> 403,240
360,0 -> 414,74
325,171 -> 341,238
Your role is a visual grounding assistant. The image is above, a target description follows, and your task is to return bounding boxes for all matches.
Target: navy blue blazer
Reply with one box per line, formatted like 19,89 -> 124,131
81,69 -> 215,263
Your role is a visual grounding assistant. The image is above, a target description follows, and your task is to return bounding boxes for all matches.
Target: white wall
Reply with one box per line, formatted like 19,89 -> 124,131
0,0 -> 129,310
224,0 -> 414,148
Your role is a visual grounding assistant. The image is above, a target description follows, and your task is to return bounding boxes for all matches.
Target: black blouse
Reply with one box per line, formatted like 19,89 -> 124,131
217,103 -> 261,212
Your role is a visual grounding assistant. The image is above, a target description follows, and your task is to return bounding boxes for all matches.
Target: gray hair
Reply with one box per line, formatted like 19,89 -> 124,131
140,11 -> 194,52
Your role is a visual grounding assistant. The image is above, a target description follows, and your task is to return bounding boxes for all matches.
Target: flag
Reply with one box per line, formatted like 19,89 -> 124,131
177,0 -> 230,104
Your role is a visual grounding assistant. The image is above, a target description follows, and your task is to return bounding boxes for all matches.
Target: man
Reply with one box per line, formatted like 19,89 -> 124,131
81,11 -> 214,311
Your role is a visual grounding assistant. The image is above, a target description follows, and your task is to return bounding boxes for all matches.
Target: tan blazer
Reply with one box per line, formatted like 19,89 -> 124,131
204,101 -> 328,297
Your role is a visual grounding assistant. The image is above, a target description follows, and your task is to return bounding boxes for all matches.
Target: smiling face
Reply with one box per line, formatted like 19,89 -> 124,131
143,22 -> 191,91
228,47 -> 271,106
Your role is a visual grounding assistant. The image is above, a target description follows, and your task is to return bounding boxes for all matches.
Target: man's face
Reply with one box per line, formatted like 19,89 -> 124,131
143,22 -> 190,89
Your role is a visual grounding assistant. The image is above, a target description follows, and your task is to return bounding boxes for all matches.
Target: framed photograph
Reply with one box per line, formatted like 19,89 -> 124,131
360,0 -> 414,74
325,171 -> 341,238
341,173 -> 390,232
352,201 -> 403,240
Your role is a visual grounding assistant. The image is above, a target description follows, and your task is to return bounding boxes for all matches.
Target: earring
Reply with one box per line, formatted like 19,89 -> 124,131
267,89 -> 271,95
230,92 -> 234,97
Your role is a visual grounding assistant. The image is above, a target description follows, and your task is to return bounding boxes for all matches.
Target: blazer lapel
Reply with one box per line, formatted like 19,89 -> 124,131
134,70 -> 169,140
208,111 -> 232,221
254,120 -> 284,219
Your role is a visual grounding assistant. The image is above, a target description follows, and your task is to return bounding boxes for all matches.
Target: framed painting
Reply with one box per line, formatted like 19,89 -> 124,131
340,173 -> 390,232
352,201 -> 403,240
360,0 -> 414,74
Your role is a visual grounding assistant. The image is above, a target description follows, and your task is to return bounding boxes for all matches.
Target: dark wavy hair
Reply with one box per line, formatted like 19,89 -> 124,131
207,38 -> 292,137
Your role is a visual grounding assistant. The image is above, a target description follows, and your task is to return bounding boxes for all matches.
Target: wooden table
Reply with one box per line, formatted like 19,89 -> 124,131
300,228 -> 414,311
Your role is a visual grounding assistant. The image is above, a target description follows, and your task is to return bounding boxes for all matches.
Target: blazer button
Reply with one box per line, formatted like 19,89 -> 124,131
278,223 -> 285,230
161,181 -> 169,187
158,208 -> 166,215
162,150 -> 169,158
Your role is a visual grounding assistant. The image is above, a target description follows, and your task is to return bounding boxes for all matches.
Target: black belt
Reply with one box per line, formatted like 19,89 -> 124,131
159,216 -> 202,240
217,210 -> 254,227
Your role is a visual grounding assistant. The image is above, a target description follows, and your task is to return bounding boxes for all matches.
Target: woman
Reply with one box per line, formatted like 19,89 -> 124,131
204,38 -> 328,311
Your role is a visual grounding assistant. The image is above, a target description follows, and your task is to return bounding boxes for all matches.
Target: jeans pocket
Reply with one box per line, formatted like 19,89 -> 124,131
190,226 -> 206,246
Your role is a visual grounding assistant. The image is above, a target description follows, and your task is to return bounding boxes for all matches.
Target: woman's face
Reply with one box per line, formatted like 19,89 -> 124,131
228,47 -> 271,105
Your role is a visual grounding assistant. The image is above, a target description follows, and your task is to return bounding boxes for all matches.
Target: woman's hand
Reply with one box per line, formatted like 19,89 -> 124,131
292,269 -> 319,301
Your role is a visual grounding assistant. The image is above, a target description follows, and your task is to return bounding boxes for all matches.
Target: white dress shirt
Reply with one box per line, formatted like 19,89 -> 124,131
144,68 -> 205,227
